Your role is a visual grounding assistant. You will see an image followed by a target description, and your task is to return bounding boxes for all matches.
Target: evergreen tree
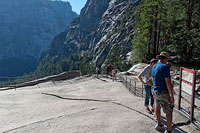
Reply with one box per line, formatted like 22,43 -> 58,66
132,0 -> 200,64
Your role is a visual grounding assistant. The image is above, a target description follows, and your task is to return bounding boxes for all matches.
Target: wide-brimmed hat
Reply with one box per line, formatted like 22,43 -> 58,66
156,51 -> 170,60
150,58 -> 157,64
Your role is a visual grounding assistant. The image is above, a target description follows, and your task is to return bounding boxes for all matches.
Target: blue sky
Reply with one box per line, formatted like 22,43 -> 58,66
63,0 -> 87,14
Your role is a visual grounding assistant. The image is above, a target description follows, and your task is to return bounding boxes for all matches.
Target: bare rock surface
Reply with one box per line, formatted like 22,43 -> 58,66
0,76 -> 199,132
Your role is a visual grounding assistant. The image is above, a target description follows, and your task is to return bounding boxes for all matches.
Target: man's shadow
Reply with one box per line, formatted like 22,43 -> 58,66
159,116 -> 189,133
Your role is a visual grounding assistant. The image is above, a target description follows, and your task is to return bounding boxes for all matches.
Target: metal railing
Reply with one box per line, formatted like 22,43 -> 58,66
0,71 -> 81,90
119,75 -> 145,98
119,74 -> 200,129
0,74 -> 42,89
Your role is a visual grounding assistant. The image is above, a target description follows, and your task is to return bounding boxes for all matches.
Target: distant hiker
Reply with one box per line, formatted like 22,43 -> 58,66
138,59 -> 157,114
106,64 -> 113,77
96,65 -> 102,78
111,67 -> 118,81
152,52 -> 174,133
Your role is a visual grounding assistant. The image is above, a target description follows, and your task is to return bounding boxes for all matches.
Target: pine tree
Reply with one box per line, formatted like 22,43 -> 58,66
131,0 -> 200,64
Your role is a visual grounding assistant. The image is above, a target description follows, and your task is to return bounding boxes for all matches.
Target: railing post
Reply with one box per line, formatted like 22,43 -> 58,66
178,68 -> 183,110
190,70 -> 196,121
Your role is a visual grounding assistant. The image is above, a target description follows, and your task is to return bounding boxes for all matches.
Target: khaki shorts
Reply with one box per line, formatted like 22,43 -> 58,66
153,91 -> 173,114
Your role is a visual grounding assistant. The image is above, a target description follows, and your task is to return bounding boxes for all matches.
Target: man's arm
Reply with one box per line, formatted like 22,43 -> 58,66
138,74 -> 146,84
165,78 -> 174,105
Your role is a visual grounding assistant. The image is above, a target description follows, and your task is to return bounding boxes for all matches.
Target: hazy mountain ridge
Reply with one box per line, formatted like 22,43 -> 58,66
40,0 -> 111,58
0,0 -> 77,76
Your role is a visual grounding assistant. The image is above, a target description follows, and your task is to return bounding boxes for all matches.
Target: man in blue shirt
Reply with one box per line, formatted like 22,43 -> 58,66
152,52 -> 174,133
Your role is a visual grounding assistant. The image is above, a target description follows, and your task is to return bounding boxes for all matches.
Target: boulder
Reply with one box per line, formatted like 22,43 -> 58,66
127,63 -> 148,75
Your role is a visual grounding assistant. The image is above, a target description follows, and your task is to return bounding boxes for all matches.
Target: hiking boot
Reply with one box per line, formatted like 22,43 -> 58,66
145,107 -> 151,114
151,108 -> 154,113
155,124 -> 165,131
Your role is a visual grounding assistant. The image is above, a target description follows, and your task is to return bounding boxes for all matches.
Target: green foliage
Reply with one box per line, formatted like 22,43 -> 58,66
131,0 -> 200,64
36,53 -> 95,76
131,0 -> 158,62
131,33 -> 148,62
105,47 -> 131,72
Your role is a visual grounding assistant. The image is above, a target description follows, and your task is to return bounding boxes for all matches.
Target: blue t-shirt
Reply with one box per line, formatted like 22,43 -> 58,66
152,62 -> 171,92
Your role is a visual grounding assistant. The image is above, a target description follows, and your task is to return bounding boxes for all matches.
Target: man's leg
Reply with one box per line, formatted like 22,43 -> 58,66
144,85 -> 150,108
156,106 -> 162,125
166,112 -> 172,132
150,89 -> 154,113
154,94 -> 165,131
150,90 -> 154,107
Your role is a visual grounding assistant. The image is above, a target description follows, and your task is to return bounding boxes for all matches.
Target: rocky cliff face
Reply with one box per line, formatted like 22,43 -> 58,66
41,0 -> 111,58
38,0 -> 140,74
90,0 -> 140,65
0,0 -> 77,76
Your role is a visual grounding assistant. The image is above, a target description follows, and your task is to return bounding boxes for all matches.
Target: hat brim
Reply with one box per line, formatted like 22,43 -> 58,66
156,55 -> 170,60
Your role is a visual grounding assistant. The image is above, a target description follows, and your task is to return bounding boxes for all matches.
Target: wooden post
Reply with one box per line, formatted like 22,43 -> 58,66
178,67 -> 183,110
190,70 -> 196,121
